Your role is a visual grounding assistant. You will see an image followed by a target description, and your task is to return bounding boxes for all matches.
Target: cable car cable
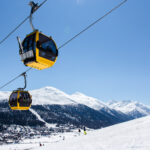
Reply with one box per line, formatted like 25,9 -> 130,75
0,68 -> 32,90
0,0 -> 127,90
0,0 -> 48,45
58,0 -> 127,50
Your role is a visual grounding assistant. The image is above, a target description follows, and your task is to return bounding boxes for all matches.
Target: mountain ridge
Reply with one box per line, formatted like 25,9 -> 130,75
0,86 -> 150,118
107,100 -> 150,118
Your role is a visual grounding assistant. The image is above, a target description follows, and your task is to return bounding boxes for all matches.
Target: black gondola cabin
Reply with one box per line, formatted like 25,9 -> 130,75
9,90 -> 32,110
20,30 -> 58,70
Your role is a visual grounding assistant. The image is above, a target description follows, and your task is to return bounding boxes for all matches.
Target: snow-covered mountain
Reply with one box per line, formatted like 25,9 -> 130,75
71,92 -> 107,110
31,86 -> 76,105
1,86 -> 150,120
0,86 -> 150,144
31,87 -> 109,111
107,100 -> 150,118
30,87 -> 150,119
0,86 -> 134,144
0,87 -> 108,109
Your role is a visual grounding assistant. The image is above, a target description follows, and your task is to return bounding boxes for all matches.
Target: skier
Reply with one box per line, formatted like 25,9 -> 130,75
39,142 -> 44,147
63,136 -> 65,140
78,128 -> 81,135
83,126 -> 87,135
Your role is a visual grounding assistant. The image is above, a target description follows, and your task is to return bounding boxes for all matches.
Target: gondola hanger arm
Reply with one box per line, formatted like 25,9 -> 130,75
18,72 -> 27,91
29,1 -> 40,31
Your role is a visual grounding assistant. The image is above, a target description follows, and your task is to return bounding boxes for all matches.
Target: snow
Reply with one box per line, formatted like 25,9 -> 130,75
108,100 -> 150,115
0,91 -> 10,101
1,86 -> 150,116
29,108 -> 56,128
71,92 -> 107,110
1,86 -> 150,150
1,115 -> 150,150
30,87 -> 76,105
0,86 -> 106,111
30,87 -> 107,110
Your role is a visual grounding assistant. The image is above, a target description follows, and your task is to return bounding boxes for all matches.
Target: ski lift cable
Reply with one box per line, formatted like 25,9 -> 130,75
58,0 -> 127,50
0,68 -> 32,90
0,0 -> 48,45
0,0 -> 127,90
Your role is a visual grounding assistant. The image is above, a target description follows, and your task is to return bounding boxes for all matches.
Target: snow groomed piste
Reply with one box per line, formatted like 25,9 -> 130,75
1,115 -> 150,150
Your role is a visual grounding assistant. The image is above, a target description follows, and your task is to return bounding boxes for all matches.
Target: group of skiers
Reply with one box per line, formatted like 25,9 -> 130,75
78,126 -> 87,135
39,143 -> 44,147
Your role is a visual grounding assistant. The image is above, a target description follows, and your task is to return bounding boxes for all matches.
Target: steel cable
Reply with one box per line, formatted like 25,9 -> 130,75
0,0 -> 48,45
0,0 -> 127,90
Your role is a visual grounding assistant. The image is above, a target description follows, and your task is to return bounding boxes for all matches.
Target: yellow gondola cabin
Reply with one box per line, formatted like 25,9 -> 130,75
9,90 -> 32,110
18,30 -> 58,70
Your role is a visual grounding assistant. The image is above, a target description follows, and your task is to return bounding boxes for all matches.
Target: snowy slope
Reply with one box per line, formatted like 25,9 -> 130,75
29,86 -> 76,105
29,108 -> 56,128
0,87 -> 76,105
108,100 -> 150,116
31,87 -> 112,111
0,87 -> 107,110
71,92 -> 107,110
1,115 -> 150,150
31,87 -> 107,110
41,115 -> 150,150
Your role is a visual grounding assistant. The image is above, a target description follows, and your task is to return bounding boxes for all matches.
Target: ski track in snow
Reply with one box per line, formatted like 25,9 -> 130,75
1,116 -> 150,150
30,108 -> 56,128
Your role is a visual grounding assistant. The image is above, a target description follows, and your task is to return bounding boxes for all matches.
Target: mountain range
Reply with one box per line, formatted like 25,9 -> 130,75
0,86 -> 150,144
107,100 -> 150,118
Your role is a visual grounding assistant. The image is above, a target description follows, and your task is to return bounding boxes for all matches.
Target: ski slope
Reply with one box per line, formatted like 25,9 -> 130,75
29,108 -> 56,128
1,115 -> 150,150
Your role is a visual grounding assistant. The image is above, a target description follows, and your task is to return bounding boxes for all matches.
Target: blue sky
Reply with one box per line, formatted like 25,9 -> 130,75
0,0 -> 150,104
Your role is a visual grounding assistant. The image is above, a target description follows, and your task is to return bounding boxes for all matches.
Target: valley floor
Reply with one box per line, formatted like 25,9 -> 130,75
1,115 -> 150,150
